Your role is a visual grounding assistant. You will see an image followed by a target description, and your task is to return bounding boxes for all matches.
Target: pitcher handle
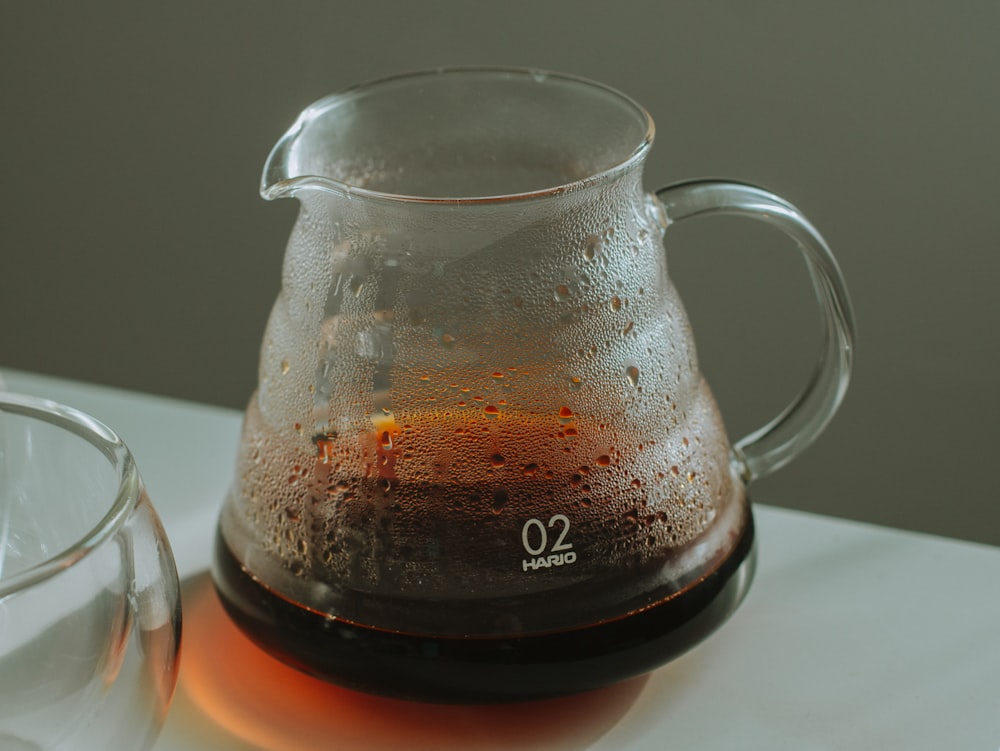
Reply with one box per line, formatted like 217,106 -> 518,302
655,180 -> 856,482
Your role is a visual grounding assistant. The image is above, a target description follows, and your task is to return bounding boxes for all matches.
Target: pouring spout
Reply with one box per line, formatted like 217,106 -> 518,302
260,96 -> 349,201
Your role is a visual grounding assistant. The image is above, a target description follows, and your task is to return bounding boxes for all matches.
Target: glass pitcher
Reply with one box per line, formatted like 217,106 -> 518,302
214,68 -> 854,703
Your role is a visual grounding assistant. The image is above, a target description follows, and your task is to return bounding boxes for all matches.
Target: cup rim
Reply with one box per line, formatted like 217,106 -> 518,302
262,66 -> 656,205
0,392 -> 140,599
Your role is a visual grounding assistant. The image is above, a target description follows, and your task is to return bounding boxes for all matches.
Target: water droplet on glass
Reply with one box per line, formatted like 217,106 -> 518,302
596,454 -> 612,467
483,405 -> 500,418
522,463 -> 539,476
492,488 -> 509,513
559,406 -> 574,420
440,333 -> 456,347
611,296 -> 622,311
281,359 -> 290,375
569,376 -> 583,390
583,235 -> 602,261
554,284 -> 571,301
626,365 -> 640,387
490,453 -> 506,468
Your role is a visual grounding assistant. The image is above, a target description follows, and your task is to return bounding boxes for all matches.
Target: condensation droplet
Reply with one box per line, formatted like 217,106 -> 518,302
583,235 -> 601,262
440,333 -> 456,347
611,296 -> 622,311
569,376 -> 583,390
483,405 -> 500,418
554,284 -> 571,301
281,359 -> 290,375
492,489 -> 509,513
522,463 -> 539,476
626,365 -> 640,387
596,454 -> 612,467
490,453 -> 506,468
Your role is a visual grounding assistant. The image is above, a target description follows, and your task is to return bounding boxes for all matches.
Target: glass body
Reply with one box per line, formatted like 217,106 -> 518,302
0,394 -> 181,749
215,68 -> 854,702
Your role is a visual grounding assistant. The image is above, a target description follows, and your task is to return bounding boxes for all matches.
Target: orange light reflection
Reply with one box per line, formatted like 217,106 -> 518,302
177,575 -> 647,751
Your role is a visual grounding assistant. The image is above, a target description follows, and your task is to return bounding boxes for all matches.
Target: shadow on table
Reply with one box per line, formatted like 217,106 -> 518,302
170,575 -> 651,751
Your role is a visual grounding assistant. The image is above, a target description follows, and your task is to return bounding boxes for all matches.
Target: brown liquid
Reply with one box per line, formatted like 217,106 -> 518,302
212,514 -> 754,704
182,575 -> 650,750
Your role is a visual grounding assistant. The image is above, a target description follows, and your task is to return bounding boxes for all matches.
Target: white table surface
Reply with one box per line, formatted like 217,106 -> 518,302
4,369 -> 999,750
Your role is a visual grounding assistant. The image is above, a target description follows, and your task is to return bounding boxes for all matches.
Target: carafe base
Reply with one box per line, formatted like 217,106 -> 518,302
212,517 -> 755,704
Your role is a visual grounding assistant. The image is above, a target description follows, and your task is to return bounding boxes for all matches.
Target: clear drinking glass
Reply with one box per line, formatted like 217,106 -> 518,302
0,393 -> 181,750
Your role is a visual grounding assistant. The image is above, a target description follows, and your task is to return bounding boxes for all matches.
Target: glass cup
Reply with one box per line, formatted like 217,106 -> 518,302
0,393 -> 181,750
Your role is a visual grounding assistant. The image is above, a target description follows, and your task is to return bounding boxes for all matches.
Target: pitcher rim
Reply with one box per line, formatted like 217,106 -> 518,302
261,66 -> 656,205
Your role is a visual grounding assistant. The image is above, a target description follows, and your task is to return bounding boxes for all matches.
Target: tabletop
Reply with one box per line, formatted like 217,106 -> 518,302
4,368 -> 999,750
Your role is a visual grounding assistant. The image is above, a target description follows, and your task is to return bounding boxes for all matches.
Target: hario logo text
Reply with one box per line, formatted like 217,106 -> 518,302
522,551 -> 578,571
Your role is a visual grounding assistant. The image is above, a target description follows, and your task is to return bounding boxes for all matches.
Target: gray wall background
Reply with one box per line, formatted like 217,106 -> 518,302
2,2 -> 998,545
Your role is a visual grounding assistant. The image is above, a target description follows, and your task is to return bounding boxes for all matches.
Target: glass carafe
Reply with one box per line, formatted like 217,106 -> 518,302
214,68 -> 855,703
